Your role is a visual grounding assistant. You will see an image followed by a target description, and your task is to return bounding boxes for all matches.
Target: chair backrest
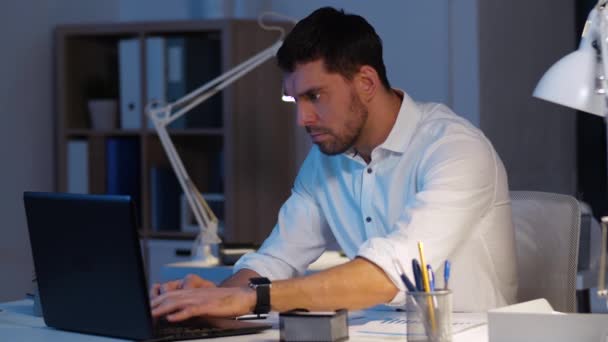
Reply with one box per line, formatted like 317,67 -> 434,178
510,191 -> 580,312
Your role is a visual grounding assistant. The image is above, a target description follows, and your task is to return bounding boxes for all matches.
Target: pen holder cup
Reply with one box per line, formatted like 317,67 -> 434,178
405,290 -> 452,342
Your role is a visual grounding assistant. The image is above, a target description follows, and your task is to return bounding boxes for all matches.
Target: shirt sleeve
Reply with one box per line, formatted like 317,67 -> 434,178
234,148 -> 335,280
357,132 -> 499,305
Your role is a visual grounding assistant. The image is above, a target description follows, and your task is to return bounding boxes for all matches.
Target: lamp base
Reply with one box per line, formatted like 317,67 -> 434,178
192,243 -> 220,266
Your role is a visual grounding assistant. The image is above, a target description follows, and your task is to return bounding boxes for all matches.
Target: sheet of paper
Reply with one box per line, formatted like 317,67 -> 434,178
350,312 -> 487,337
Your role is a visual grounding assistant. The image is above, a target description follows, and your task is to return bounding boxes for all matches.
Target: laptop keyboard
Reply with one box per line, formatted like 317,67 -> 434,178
155,325 -> 221,339
153,316 -> 242,340
152,316 -> 271,340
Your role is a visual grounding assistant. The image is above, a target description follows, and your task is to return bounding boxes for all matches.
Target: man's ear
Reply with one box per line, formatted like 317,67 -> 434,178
355,65 -> 380,102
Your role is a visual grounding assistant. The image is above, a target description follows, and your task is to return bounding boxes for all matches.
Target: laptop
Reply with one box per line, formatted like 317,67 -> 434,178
23,192 -> 271,341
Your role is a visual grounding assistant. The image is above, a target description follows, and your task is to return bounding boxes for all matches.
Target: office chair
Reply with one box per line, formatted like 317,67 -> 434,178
510,191 -> 580,313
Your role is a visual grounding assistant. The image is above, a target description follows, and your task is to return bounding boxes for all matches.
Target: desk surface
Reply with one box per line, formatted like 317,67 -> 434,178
0,299 -> 488,341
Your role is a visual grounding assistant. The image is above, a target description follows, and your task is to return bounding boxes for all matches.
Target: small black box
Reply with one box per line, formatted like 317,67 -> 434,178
279,309 -> 348,342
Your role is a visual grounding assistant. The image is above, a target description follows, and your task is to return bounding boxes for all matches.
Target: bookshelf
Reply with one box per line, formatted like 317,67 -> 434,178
54,19 -> 297,256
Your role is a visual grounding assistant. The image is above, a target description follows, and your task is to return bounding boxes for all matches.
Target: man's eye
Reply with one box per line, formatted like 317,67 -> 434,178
307,93 -> 320,101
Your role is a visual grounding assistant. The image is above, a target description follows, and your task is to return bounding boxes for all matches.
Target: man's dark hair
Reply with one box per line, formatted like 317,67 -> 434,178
277,7 -> 391,89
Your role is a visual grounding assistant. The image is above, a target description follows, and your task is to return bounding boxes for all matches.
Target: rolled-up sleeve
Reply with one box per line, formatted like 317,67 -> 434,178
357,134 -> 498,305
234,149 -> 334,280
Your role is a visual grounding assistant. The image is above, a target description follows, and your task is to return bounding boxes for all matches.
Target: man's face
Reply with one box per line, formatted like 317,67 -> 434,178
283,60 -> 368,155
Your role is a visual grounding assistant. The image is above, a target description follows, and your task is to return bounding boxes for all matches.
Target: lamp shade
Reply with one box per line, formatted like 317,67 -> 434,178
533,47 -> 605,116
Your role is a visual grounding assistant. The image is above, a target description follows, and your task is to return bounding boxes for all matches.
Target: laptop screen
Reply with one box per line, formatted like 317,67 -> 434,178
24,192 -> 155,340
23,192 -> 272,341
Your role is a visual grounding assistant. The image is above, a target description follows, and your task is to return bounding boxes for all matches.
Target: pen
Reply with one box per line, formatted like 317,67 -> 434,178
235,314 -> 268,320
412,259 -> 423,291
426,264 -> 435,291
443,260 -> 451,290
427,264 -> 439,309
394,260 -> 434,337
392,259 -> 417,292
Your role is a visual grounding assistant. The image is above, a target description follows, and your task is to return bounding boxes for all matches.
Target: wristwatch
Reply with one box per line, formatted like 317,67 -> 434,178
248,277 -> 272,314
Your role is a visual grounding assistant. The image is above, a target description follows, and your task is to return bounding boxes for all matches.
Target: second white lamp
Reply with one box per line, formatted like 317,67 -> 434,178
533,8 -> 605,116
533,1 -> 608,302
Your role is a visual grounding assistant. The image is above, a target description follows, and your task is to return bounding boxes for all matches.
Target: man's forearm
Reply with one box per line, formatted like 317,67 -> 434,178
270,257 -> 398,312
219,258 -> 398,312
219,268 -> 260,287
153,258 -> 399,320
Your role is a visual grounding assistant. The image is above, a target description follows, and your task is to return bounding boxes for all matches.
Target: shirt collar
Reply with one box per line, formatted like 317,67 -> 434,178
344,89 -> 421,159
378,89 -> 422,154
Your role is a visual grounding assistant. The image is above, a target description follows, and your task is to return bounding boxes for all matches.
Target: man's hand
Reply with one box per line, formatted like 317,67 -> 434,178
150,286 -> 256,321
149,274 -> 216,300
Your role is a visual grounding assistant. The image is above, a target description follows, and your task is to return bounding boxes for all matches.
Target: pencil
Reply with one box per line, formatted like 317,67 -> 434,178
417,241 -> 437,333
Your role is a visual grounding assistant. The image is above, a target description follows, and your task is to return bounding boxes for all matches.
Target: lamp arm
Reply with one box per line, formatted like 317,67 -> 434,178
161,40 -> 282,126
599,218 -> 608,298
597,3 -> 608,298
154,122 -> 218,239
146,37 -> 284,261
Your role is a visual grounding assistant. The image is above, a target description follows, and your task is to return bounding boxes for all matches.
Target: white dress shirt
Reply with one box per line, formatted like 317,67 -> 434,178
234,91 -> 518,311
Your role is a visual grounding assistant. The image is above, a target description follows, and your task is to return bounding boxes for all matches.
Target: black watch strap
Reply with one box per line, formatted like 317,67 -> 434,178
249,277 -> 271,314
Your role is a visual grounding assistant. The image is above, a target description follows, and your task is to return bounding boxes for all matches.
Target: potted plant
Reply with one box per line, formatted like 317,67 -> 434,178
85,76 -> 118,130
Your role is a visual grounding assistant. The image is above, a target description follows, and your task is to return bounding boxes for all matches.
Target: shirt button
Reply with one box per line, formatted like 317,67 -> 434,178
366,217 -> 372,223
367,168 -> 372,174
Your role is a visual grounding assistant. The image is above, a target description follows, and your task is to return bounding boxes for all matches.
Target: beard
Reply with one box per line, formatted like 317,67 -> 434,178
307,91 -> 368,156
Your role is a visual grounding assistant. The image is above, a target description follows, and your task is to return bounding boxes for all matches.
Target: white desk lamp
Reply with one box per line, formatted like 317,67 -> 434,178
533,1 -> 608,303
146,15 -> 292,266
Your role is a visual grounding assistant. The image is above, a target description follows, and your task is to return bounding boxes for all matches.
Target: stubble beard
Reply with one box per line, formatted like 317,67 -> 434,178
312,91 -> 368,156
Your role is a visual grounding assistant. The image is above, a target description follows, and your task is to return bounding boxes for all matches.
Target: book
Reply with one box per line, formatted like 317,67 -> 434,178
207,149 -> 224,194
150,166 -> 182,231
105,138 -> 141,208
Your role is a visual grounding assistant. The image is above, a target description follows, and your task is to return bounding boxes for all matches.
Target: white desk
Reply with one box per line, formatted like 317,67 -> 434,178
0,299 -> 488,341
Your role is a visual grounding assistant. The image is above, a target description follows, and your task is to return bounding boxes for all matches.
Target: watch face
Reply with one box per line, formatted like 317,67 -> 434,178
249,277 -> 271,286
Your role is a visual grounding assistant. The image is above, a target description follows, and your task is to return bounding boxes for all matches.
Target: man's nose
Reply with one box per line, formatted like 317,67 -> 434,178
296,104 -> 317,127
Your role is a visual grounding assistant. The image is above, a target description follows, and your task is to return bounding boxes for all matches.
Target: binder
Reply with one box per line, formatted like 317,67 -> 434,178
183,35 -> 222,128
146,37 -> 166,129
164,37 -> 187,129
66,140 -> 89,194
165,36 -> 222,129
166,37 -> 186,103
119,38 -> 141,129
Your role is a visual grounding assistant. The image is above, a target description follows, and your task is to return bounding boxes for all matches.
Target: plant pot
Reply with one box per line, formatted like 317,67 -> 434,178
88,99 -> 118,130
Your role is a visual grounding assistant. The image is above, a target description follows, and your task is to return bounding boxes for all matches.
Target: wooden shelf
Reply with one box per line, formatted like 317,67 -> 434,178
141,231 -> 198,240
146,128 -> 225,137
65,129 -> 141,137
65,128 -> 225,137
56,19 -> 296,248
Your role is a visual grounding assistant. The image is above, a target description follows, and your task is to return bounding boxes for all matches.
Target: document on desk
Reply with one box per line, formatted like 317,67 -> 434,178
350,312 -> 486,337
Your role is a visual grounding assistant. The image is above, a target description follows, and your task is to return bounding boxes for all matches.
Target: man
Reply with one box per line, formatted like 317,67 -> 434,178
150,7 -> 517,322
